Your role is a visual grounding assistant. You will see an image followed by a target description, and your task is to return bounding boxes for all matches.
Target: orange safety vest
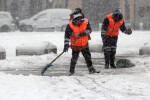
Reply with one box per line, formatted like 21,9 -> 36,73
69,18 -> 89,46
106,14 -> 123,37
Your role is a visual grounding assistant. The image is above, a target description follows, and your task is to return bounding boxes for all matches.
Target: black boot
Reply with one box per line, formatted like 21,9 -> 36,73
69,50 -> 79,76
110,52 -> 117,68
104,52 -> 110,69
69,59 -> 76,76
69,62 -> 75,76
89,66 -> 100,74
69,67 -> 75,76
105,63 -> 109,69
110,63 -> 116,68
69,71 -> 75,76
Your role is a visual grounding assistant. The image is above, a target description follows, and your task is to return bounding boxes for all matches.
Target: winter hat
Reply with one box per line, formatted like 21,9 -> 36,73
75,8 -> 82,13
112,8 -> 123,21
72,13 -> 84,26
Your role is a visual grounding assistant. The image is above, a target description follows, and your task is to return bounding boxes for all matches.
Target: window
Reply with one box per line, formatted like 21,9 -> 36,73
34,13 -> 47,20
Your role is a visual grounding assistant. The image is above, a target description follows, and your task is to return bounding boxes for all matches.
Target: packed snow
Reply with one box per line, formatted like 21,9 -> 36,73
0,31 -> 150,100
139,43 -> 150,55
16,41 -> 57,56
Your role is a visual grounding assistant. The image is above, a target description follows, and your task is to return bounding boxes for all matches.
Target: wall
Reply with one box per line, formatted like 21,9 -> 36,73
0,0 -> 6,11
68,0 -> 82,11
83,0 -> 119,31
134,0 -> 150,30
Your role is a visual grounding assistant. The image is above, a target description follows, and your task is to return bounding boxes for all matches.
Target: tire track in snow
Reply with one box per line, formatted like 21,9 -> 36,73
74,76 -> 118,100
86,76 -> 142,97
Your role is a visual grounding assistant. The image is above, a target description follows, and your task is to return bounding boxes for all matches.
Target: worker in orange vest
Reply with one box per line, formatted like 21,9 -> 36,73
64,12 -> 99,75
101,8 -> 132,69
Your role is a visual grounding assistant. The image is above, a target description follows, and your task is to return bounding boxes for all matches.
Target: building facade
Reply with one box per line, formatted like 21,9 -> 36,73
83,0 -> 119,30
1,0 -> 150,30
0,0 -> 82,20
83,0 -> 150,30
134,0 -> 150,29
0,0 -> 42,19
67,0 -> 82,11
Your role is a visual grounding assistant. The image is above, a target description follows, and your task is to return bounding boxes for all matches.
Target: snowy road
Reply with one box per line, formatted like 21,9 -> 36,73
0,72 -> 150,100
0,54 -> 147,76
0,31 -> 150,100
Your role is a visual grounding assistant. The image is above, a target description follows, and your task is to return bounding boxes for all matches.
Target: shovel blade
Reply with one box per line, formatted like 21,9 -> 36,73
41,64 -> 53,76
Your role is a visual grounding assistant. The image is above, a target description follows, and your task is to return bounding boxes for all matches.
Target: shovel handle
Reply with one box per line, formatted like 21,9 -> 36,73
50,51 -> 64,64
49,36 -> 80,65
41,36 -> 81,75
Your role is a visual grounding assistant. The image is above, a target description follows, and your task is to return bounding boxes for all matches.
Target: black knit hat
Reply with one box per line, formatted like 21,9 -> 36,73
112,8 -> 123,21
75,8 -> 82,13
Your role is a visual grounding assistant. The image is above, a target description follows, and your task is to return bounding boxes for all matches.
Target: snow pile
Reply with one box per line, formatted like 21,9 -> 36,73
0,45 -> 6,59
0,45 -> 5,52
16,41 -> 57,56
139,43 -> 150,55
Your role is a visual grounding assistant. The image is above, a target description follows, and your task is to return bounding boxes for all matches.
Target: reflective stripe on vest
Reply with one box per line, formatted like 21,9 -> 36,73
106,14 -> 123,37
69,19 -> 89,46
108,27 -> 119,32
71,33 -> 80,36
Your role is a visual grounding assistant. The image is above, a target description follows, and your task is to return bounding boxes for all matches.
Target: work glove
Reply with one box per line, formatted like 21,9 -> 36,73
63,44 -> 69,52
79,30 -> 90,37
125,28 -> 132,35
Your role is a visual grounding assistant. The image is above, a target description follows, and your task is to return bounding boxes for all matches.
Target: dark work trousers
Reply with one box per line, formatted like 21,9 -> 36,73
70,47 -> 93,73
101,35 -> 118,66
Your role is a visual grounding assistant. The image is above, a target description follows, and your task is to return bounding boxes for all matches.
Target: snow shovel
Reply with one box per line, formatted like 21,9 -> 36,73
41,36 -> 80,75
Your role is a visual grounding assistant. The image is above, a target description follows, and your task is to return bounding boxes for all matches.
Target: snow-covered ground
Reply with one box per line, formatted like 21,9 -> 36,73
0,31 -> 150,100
